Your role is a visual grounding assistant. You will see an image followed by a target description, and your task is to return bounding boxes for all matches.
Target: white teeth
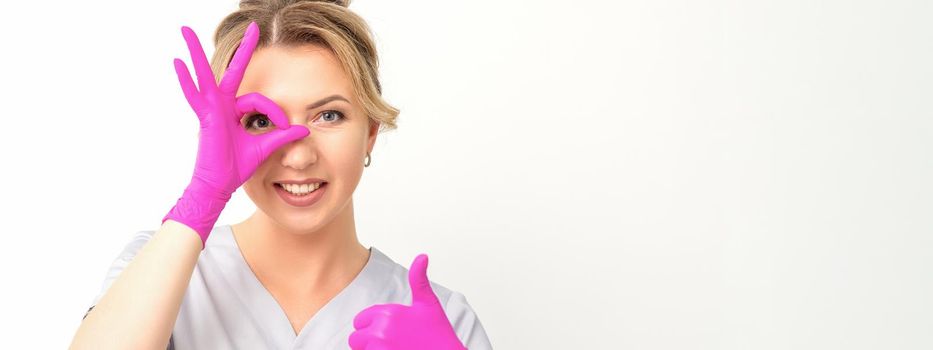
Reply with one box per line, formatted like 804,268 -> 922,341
280,182 -> 322,195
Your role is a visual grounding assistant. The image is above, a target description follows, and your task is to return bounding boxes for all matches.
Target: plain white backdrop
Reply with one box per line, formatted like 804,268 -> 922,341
0,0 -> 930,348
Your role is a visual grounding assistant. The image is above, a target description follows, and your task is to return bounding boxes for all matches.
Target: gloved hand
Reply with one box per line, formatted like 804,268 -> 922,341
349,254 -> 467,350
162,21 -> 309,249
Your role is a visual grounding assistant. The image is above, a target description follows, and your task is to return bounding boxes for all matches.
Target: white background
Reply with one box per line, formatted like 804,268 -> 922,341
1,0 -> 930,348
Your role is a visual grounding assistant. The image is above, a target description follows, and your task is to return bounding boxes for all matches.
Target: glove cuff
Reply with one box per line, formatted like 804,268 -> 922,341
162,184 -> 231,250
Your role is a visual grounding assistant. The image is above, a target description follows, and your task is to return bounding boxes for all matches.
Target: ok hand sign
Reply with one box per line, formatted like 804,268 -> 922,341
163,21 -> 309,245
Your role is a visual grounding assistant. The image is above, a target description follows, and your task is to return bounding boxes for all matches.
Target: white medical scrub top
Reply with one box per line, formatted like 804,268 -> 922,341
85,225 -> 493,349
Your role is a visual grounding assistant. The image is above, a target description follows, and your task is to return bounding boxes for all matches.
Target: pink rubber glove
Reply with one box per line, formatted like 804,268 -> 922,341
349,254 -> 467,350
162,22 -> 309,249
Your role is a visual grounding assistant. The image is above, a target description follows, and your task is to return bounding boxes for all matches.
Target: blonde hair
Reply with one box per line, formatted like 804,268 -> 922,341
209,0 -> 399,133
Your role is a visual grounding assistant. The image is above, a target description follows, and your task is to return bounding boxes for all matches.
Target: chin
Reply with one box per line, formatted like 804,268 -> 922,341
273,220 -> 324,236
269,186 -> 342,231
265,202 -> 330,233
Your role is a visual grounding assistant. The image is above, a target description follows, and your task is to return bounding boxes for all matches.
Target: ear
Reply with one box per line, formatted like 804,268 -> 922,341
366,119 -> 380,153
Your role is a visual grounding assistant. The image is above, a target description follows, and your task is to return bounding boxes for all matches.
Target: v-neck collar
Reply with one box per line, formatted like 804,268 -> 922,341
208,224 -> 394,348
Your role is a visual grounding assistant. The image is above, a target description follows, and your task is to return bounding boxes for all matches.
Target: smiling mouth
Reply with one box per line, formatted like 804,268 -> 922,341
274,182 -> 328,196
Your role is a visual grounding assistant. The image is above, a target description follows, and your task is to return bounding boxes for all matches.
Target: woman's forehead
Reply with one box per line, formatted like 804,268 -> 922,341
238,44 -> 352,98
242,46 -> 349,86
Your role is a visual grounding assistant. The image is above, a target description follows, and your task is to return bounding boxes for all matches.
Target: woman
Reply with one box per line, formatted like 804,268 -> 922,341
69,1 -> 492,349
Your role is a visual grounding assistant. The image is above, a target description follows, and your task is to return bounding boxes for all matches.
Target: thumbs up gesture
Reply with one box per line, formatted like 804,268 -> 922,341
349,254 -> 467,350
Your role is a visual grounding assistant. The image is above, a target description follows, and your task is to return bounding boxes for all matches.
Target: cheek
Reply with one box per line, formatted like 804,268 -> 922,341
326,146 -> 365,177
243,162 -> 272,195
242,176 -> 262,199
317,136 -> 367,184
317,130 -> 368,160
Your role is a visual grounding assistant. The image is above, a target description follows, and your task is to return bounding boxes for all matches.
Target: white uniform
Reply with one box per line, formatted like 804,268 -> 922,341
85,225 -> 493,349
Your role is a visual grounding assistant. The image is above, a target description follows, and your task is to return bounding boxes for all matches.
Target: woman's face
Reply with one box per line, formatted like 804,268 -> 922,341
236,44 -> 378,234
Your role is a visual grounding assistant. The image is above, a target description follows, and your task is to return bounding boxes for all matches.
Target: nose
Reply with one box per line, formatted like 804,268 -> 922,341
277,135 -> 318,170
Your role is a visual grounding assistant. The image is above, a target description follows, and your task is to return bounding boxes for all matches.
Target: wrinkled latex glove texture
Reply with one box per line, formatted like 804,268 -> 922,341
162,22 -> 309,248
349,254 -> 468,350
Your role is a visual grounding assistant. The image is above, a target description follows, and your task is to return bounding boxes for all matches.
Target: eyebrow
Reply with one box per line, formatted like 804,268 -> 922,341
306,94 -> 350,110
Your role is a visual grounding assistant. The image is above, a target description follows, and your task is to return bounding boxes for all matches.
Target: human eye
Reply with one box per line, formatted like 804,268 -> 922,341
314,110 -> 346,124
243,113 -> 274,130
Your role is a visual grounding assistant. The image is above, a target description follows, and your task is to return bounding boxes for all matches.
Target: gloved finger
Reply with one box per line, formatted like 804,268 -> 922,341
235,92 -> 290,127
181,26 -> 217,94
219,21 -> 260,96
347,329 -> 376,350
366,341 -> 391,350
353,304 -> 391,330
173,58 -> 205,118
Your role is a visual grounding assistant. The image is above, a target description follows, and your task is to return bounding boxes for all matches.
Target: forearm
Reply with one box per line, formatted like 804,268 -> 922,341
70,220 -> 202,350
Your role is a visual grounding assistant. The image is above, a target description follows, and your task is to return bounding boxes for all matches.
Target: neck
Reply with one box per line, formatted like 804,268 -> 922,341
231,199 -> 370,295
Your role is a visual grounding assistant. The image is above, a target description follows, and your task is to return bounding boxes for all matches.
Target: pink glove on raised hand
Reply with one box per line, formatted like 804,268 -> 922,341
162,22 -> 309,249
349,254 -> 467,350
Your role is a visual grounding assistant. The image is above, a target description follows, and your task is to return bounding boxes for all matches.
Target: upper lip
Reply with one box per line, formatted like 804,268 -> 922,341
275,178 -> 327,185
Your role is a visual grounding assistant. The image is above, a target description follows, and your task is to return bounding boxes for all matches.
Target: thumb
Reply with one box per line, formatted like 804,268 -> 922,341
408,253 -> 440,306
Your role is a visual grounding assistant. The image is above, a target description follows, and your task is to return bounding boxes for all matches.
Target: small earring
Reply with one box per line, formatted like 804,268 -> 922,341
364,152 -> 371,167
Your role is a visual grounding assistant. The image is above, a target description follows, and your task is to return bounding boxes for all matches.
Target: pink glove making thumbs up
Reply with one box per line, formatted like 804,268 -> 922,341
162,22 -> 309,248
349,254 -> 467,350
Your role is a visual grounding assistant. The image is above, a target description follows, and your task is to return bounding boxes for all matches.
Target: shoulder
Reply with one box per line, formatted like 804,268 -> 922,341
441,291 -> 493,350
369,248 -> 459,305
